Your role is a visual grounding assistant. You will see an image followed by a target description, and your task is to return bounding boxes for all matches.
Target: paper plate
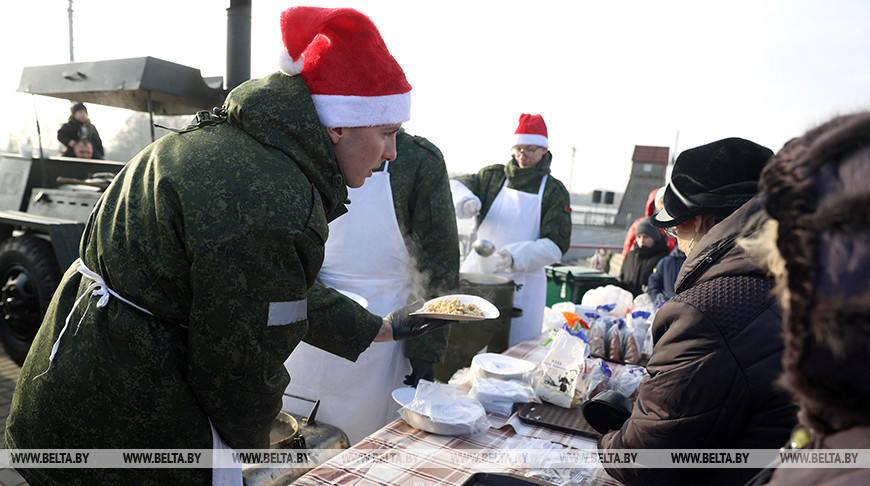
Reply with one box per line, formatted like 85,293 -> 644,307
409,294 -> 499,321
392,387 -> 416,407
472,353 -> 536,380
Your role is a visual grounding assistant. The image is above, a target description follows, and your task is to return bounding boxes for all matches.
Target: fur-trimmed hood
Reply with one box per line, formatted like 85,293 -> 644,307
761,111 -> 870,434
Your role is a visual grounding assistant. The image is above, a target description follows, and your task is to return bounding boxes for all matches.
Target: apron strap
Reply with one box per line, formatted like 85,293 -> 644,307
32,263 -> 155,380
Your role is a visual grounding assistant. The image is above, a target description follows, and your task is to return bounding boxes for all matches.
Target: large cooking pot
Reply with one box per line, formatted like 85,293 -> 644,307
244,411 -> 350,486
433,273 -> 517,382
269,411 -> 300,449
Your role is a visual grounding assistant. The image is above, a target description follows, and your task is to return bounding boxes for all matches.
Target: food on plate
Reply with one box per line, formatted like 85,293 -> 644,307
424,297 -> 485,317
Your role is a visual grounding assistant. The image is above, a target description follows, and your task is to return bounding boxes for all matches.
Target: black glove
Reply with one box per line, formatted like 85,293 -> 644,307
384,301 -> 457,341
403,358 -> 435,387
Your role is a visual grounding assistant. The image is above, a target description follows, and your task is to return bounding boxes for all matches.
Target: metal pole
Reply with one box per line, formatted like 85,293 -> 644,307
226,0 -> 252,91
147,91 -> 155,142
569,145 -> 576,192
68,0 -> 75,62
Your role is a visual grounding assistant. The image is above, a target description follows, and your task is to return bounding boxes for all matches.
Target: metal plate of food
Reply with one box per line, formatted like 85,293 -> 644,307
410,294 -> 499,321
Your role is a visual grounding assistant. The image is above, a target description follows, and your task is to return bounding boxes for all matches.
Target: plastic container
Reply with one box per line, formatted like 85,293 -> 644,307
545,265 -> 623,307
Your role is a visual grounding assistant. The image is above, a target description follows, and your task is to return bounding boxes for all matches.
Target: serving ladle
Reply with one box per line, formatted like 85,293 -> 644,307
472,238 -> 496,257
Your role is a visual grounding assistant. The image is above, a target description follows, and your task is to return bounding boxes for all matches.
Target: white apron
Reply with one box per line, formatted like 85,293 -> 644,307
460,176 -> 548,347
283,163 -> 412,444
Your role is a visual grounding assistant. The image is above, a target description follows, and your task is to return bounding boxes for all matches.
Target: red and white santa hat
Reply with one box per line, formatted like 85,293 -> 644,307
514,114 -> 548,148
278,7 -> 411,128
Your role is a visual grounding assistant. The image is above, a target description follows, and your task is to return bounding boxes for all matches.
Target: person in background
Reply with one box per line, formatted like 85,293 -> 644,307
646,244 -> 686,303
71,138 -> 94,159
743,111 -> 870,485
620,186 -> 675,258
57,102 -> 104,159
449,114 -> 572,350
599,137 -> 796,486
618,216 -> 669,297
283,128 -> 459,444
6,8 -> 456,485
589,247 -> 612,273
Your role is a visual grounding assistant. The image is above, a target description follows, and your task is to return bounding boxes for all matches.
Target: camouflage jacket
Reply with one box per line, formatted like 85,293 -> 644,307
454,153 -> 573,254
7,73 -> 384,484
384,130 -> 460,363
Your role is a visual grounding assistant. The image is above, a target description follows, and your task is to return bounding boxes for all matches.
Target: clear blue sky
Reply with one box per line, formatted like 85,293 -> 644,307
4,0 -> 870,194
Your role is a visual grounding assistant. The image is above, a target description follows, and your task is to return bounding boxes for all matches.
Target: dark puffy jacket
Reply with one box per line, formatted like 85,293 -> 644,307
618,239 -> 669,296
646,246 -> 686,301
599,197 -> 797,486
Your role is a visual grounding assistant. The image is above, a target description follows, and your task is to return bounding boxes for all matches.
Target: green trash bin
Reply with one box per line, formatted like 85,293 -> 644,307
545,265 -> 622,307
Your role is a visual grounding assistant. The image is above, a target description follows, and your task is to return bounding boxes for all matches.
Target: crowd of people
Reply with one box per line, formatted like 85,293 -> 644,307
4,5 -> 868,486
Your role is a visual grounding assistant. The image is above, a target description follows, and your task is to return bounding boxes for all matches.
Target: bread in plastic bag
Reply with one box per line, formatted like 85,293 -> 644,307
612,366 -> 648,401
398,380 -> 491,436
605,319 -> 625,362
582,358 -> 613,401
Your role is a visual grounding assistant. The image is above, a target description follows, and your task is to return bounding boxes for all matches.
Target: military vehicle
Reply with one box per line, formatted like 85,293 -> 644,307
1,1 -> 251,365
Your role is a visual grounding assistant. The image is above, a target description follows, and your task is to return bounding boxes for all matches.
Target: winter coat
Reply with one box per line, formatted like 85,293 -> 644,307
57,118 -> 105,159
646,246 -> 686,301
453,152 -> 572,255
599,196 -> 798,486
6,72 -> 383,485
386,129 -> 460,362
618,239 -> 669,296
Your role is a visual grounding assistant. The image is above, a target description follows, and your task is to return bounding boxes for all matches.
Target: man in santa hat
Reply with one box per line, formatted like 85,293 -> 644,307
6,7 -> 455,486
441,114 -> 572,378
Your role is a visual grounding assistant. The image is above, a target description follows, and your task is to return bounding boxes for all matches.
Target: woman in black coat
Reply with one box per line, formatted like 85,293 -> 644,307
57,102 -> 104,159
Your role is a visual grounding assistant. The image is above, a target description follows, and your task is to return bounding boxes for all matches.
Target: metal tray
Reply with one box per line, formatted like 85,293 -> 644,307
515,402 -> 601,439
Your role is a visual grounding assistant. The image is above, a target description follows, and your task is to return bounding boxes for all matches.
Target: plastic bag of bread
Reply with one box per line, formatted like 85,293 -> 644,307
533,326 -> 589,408
586,312 -> 608,358
612,366 -> 648,401
605,319 -> 626,362
581,358 -> 613,400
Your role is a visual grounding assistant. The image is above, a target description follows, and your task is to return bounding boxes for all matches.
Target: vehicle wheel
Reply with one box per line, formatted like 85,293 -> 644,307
0,236 -> 61,366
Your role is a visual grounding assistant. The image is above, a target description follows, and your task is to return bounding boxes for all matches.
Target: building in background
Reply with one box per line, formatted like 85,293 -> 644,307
614,145 -> 669,229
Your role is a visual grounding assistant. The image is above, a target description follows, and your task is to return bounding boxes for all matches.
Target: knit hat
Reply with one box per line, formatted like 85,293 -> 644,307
652,137 -> 773,228
278,7 -> 411,128
635,217 -> 664,244
514,114 -> 548,148
70,102 -> 87,115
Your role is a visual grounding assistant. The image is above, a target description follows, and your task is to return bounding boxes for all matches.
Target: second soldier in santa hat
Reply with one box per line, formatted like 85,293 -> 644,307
6,7 -> 459,486
436,114 -> 573,380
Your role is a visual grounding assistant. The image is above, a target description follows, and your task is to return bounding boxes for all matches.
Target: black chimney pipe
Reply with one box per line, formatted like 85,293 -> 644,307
226,0 -> 252,92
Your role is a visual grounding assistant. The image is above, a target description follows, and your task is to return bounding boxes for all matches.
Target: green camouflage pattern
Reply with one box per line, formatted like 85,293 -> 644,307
5,72 -> 383,485
454,152 -> 573,253
388,130 -> 460,363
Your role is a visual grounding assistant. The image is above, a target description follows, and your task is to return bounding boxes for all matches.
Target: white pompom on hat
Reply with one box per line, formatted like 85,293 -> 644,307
278,6 -> 412,128
514,114 -> 548,148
